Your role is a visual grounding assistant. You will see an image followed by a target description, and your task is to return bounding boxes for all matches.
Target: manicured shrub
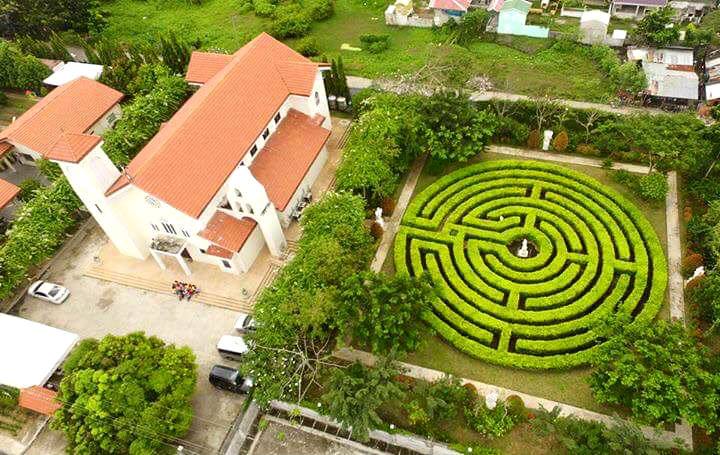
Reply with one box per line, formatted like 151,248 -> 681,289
253,0 -> 277,16
18,178 -> 42,202
681,253 -> 703,278
304,0 -> 334,20
370,221 -> 384,239
394,160 -> 667,369
359,34 -> 390,53
380,197 -> 396,216
637,172 -> 668,202
575,143 -> 599,156
526,129 -> 540,148
294,36 -> 319,57
551,130 -> 569,152
270,4 -> 311,39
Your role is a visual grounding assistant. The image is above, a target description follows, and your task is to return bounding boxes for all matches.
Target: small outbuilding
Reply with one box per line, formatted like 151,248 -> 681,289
43,62 -> 104,87
579,9 -> 610,44
497,0 -> 550,38
0,314 -> 79,389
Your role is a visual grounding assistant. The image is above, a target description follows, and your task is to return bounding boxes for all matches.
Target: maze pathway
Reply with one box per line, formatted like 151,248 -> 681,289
394,160 -> 667,369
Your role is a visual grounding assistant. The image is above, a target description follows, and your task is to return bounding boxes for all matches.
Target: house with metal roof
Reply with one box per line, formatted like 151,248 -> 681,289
610,0 -> 666,19
627,47 -> 699,101
496,0 -> 549,38
0,33 -> 333,276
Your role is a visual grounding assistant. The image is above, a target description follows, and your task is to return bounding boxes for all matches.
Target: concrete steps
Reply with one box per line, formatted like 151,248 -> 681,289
85,266 -> 254,313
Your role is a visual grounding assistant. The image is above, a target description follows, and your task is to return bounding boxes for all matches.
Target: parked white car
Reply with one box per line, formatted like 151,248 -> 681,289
27,281 -> 70,304
234,313 -> 258,333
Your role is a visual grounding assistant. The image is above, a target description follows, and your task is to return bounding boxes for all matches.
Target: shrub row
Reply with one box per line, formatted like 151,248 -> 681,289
0,40 -> 51,93
394,160 -> 667,369
0,178 -> 83,301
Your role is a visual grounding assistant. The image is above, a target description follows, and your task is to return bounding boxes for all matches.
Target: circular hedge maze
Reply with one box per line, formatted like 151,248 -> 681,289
394,160 -> 667,369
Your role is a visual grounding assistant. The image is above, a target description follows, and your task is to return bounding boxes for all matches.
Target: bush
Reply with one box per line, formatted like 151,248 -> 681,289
380,197 -> 395,216
370,221 -> 384,239
305,0 -> 334,20
494,116 -> 529,145
687,272 -> 720,326
17,179 -> 42,202
294,36 -> 319,56
575,143 -> 598,156
0,385 -> 19,408
0,40 -> 51,93
0,92 -> 7,106
464,400 -> 520,438
527,129 -> 540,148
551,130 -> 569,152
359,34 -> 390,53
637,172 -> 668,202
253,0 -> 277,16
681,253 -> 704,278
271,4 -> 311,39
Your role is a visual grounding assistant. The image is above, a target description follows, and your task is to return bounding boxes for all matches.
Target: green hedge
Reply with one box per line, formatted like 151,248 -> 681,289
394,160 -> 667,369
0,178 -> 83,300
0,40 -> 51,93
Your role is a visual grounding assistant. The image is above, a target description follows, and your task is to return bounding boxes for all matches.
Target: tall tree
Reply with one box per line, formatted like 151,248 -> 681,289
51,333 -> 197,455
633,6 -> 680,47
0,0 -> 106,39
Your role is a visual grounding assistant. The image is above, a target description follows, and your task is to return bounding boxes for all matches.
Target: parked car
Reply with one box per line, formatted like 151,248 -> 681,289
27,281 -> 70,304
209,365 -> 253,394
217,335 -> 250,361
234,312 -> 258,333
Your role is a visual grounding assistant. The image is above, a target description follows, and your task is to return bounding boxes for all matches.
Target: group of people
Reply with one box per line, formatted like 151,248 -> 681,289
172,281 -> 200,301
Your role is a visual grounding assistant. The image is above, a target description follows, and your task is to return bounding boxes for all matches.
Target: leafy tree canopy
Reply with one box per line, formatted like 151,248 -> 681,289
0,0 -> 106,39
52,333 -> 197,455
588,319 -> 720,430
633,6 -> 680,47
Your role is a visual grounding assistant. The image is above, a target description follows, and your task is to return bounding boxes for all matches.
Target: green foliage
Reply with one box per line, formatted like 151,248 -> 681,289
0,385 -> 19,409
242,192 -> 373,405
294,36 -> 319,56
36,159 -> 62,182
52,332 -> 197,455
637,172 -> 668,202
0,0 -> 106,39
322,358 -> 405,441
127,63 -> 173,97
450,9 -> 490,46
0,40 -> 52,92
17,179 -> 42,202
634,6 -> 680,47
422,91 -> 497,165
582,45 -> 646,94
403,375 -> 473,437
395,160 -> 667,369
687,272 -> 720,328
359,33 -> 390,54
323,57 -> 349,99
530,406 -> 663,454
589,319 -> 720,431
15,33 -> 72,60
304,0 -> 334,21
0,178 -> 82,300
102,72 -> 189,165
339,271 -> 435,355
270,3 -> 312,38
551,130 -> 568,152
464,400 -> 520,438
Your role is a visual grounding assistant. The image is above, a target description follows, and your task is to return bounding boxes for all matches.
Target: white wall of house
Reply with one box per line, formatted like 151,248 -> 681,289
56,144 -> 148,259
236,226 -> 265,271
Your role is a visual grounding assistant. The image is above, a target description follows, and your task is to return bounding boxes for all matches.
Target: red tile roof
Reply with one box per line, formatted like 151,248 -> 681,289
429,0 -> 472,11
199,212 -> 257,252
0,141 -> 13,158
206,244 -> 234,259
18,386 -> 61,416
0,179 -> 20,209
106,33 -> 323,218
46,133 -> 101,163
251,109 -> 330,211
0,77 -> 122,158
186,52 -> 234,84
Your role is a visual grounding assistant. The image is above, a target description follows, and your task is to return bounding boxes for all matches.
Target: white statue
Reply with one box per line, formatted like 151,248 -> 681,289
374,207 -> 385,229
686,266 -> 706,285
542,130 -> 553,151
517,239 -> 529,258
485,390 -> 499,410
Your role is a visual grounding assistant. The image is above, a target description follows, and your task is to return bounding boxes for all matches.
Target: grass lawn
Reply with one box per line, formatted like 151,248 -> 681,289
99,0 -> 616,101
385,150 -> 670,413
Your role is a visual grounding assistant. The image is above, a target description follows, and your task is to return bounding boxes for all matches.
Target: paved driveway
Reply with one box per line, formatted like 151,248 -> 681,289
16,224 -> 244,455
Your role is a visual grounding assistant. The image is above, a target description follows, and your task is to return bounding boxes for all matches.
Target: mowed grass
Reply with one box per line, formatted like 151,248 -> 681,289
389,151 -> 670,412
99,0 -> 615,101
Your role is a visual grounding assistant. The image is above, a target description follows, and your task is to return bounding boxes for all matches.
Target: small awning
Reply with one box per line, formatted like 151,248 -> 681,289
199,212 -> 257,252
18,386 -> 61,416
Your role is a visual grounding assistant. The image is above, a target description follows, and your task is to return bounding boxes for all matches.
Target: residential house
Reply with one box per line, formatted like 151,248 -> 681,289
704,54 -> 720,102
385,0 -> 439,27
579,9 -> 611,44
0,33 -> 332,276
610,0 -> 666,19
43,61 -> 104,87
496,0 -> 550,38
428,0 -> 473,21
668,0 -> 712,23
627,47 -> 699,101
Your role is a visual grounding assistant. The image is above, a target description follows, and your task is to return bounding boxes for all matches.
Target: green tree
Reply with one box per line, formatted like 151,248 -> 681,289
588,319 -> 720,430
322,358 -> 405,441
687,272 -> 720,330
422,91 -> 497,165
339,272 -> 435,355
51,332 -> 197,455
633,6 -> 679,47
451,9 -> 490,45
0,0 -> 106,38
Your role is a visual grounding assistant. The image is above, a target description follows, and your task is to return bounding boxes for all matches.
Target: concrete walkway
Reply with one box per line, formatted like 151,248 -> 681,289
370,154 -> 427,272
666,171 -> 685,323
489,145 -> 651,173
336,348 -> 693,451
347,76 -> 663,116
